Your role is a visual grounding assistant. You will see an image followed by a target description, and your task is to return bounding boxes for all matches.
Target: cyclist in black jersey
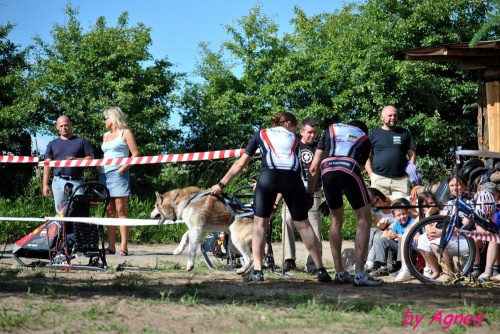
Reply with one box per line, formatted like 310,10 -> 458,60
308,120 -> 382,287
210,112 -> 331,283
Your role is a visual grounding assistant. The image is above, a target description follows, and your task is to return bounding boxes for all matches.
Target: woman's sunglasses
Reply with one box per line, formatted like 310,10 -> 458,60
103,116 -> 110,121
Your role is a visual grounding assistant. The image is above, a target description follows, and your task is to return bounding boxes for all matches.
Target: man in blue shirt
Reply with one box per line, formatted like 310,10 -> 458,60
43,116 -> 93,212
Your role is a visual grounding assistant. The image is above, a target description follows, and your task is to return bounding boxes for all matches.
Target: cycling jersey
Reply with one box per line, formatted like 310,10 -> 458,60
317,123 -> 371,166
319,123 -> 371,210
245,127 -> 300,171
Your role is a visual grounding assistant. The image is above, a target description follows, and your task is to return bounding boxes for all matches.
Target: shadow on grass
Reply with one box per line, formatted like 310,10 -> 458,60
1,265 -> 499,313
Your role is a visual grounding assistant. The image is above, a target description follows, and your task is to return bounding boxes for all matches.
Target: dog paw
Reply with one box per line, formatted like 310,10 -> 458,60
186,262 -> 194,271
173,247 -> 182,255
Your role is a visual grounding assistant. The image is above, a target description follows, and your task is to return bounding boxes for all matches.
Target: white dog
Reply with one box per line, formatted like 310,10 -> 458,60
151,186 -> 253,275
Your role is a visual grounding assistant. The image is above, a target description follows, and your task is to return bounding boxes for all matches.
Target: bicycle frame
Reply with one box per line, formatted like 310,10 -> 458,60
442,195 -> 499,251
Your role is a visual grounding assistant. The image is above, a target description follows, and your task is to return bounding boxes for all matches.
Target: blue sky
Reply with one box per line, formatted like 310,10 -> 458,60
1,0 -> 345,153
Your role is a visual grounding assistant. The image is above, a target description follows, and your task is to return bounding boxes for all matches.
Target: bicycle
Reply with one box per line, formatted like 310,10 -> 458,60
403,193 -> 499,284
200,185 -> 277,271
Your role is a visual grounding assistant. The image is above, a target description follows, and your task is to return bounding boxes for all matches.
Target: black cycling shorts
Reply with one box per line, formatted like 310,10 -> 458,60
254,169 -> 308,221
321,157 -> 370,210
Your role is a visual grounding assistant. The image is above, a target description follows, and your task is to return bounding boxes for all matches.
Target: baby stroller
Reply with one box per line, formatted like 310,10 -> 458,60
13,181 -> 110,270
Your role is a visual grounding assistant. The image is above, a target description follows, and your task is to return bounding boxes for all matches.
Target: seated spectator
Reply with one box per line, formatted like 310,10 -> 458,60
369,198 -> 415,277
416,172 -> 471,281
395,191 -> 439,281
475,183 -> 500,283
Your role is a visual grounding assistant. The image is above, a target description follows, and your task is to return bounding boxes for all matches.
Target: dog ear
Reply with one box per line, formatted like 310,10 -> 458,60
155,191 -> 163,204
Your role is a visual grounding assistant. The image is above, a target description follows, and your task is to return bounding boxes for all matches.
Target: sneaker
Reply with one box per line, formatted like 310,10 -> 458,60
244,270 -> 264,282
316,268 -> 332,282
491,273 -> 500,282
390,269 -> 400,278
353,273 -> 383,287
365,265 -> 377,273
477,272 -> 490,284
395,268 -> 412,282
423,267 -> 433,278
370,267 -> 389,277
283,259 -> 297,272
334,271 -> 352,284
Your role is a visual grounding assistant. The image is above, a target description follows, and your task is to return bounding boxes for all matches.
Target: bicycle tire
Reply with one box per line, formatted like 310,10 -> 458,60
403,215 -> 476,284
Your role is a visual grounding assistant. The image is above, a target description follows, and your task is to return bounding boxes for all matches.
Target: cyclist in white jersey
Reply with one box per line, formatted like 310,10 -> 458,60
210,112 -> 331,283
308,120 -> 382,287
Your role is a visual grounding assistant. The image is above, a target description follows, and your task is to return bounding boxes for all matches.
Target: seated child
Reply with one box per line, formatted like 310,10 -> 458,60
369,198 -> 415,277
476,183 -> 500,283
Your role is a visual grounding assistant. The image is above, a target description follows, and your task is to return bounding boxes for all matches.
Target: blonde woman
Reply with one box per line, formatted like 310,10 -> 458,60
99,106 -> 139,256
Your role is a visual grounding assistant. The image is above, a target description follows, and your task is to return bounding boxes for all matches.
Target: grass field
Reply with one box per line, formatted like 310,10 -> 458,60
1,243 -> 499,333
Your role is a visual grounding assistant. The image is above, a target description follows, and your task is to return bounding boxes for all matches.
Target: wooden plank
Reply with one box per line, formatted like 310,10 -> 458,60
478,78 -> 486,150
486,81 -> 500,152
461,58 -> 500,69
483,69 -> 500,80
443,47 -> 500,57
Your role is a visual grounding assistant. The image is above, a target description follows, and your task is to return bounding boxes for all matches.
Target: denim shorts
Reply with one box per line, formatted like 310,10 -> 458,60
99,170 -> 131,197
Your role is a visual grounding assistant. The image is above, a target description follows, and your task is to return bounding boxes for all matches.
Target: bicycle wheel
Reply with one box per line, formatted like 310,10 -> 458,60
403,215 -> 476,284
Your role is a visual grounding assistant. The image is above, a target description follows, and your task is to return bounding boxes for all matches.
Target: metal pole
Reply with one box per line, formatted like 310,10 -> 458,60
36,139 -> 52,269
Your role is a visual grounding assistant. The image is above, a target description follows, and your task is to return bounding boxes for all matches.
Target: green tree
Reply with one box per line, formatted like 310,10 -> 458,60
180,7 -> 293,151
27,5 -> 182,156
0,23 -> 33,197
181,0 -> 499,183
470,0 -> 499,46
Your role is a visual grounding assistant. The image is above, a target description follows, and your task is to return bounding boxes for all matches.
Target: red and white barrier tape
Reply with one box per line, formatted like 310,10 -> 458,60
459,230 -> 500,244
0,216 -> 183,226
0,156 -> 39,163
38,148 -> 247,167
1,148 -> 256,167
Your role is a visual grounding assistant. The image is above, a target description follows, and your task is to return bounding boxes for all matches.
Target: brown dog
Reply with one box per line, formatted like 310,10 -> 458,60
150,186 -> 253,275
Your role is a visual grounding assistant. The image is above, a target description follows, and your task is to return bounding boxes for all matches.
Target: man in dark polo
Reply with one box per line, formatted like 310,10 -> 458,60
365,105 -> 416,196
43,116 -> 93,212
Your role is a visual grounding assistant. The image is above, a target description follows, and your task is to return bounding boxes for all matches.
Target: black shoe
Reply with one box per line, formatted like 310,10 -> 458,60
244,270 -> 264,282
283,259 -> 297,272
316,268 -> 332,282
307,269 -> 318,275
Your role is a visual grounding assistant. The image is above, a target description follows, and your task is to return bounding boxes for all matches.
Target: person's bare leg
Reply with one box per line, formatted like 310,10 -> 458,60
252,216 -> 270,271
329,206 -> 344,273
420,250 -> 441,279
115,196 -> 129,252
353,204 -> 372,275
294,218 -> 324,269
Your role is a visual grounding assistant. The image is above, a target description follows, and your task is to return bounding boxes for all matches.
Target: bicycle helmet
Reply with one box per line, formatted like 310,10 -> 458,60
473,190 -> 496,220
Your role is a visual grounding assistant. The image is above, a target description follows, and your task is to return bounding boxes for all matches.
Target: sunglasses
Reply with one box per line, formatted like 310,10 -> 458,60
103,116 -> 110,121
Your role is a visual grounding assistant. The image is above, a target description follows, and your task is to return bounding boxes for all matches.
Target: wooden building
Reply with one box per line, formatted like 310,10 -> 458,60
395,40 -> 500,152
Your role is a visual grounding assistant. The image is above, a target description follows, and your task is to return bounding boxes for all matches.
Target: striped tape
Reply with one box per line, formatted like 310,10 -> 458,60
37,148 -> 247,167
459,230 -> 500,243
0,156 -> 39,163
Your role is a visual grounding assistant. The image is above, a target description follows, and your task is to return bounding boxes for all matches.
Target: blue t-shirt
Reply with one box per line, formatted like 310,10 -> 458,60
493,210 -> 500,227
391,216 -> 415,235
45,136 -> 93,177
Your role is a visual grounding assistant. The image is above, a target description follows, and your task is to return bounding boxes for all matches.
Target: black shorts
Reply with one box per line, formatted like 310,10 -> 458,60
254,169 -> 308,221
321,157 -> 370,210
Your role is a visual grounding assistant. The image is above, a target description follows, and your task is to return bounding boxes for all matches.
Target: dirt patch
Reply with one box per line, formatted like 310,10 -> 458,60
1,241 -> 499,333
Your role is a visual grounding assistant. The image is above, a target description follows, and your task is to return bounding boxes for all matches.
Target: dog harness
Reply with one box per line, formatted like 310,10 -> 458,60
185,191 -> 254,223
